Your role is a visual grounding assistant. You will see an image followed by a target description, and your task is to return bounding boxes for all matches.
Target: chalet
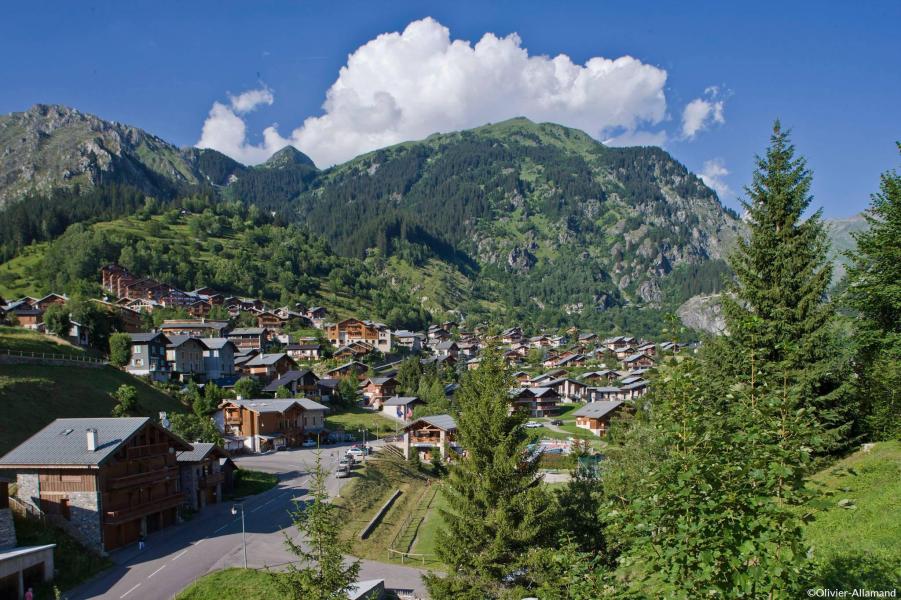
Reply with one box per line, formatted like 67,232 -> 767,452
615,346 -> 638,360
426,326 -> 451,342
510,387 -> 561,417
578,332 -> 598,345
326,361 -> 369,380
421,355 -> 457,369
531,369 -> 567,386
185,300 -> 212,318
34,293 -> 67,312
392,330 -> 423,353
500,327 -> 523,345
581,370 -> 618,384
465,357 -> 481,371
176,443 -> 229,511
334,341 -> 375,359
262,369 -> 320,398
512,371 -> 531,384
218,457 -> 238,492
361,377 -> 398,408
621,380 -> 649,400
543,377 -> 590,402
226,327 -> 269,351
603,336 -> 631,351
11,306 -> 43,329
434,340 -> 459,359
503,350 -> 524,366
0,418 -> 192,553
233,349 -> 259,370
220,399 -> 328,452
456,341 -> 479,358
398,414 -> 458,461
381,396 -> 424,422
160,319 -> 230,338
165,336 -> 206,381
199,338 -> 237,381
255,311 -> 288,330
95,300 -> 143,333
622,353 -> 655,369
588,386 -> 622,402
241,353 -> 297,383
572,401 -> 624,436
126,332 -> 171,381
637,342 -> 657,357
555,353 -> 587,368
326,318 -> 392,353
317,378 -> 340,401
285,342 -> 322,361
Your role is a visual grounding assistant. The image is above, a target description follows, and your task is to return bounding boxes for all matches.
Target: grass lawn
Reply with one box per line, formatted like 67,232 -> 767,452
326,406 -> 401,440
14,515 -> 113,600
410,486 -> 448,566
175,568 -> 282,599
0,325 -> 93,358
0,363 -> 188,455
226,469 -> 278,500
334,450 -> 435,564
803,441 -> 901,589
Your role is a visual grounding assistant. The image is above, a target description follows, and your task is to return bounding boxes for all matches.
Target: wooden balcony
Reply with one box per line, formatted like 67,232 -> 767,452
104,492 -> 184,524
107,466 -> 179,490
199,472 -> 224,488
126,443 -> 170,460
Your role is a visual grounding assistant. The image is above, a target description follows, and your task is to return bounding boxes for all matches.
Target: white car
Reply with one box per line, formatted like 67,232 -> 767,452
347,447 -> 366,458
524,421 -> 543,429
301,439 -> 317,448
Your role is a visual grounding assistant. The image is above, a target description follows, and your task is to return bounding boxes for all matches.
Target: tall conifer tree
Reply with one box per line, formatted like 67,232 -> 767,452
716,121 -> 855,456
424,346 -> 554,599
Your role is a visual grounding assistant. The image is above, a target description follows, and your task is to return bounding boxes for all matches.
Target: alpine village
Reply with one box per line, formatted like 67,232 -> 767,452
0,20 -> 899,600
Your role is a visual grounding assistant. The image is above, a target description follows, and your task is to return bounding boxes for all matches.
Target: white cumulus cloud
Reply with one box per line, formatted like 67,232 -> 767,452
196,17 -> 673,166
681,87 -> 726,140
699,158 -> 733,200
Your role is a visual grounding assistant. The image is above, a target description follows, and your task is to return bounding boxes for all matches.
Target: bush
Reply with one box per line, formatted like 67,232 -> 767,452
109,332 -> 131,367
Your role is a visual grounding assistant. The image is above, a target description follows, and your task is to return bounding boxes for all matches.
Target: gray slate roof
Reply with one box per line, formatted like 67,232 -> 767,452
228,398 -> 328,413
246,352 -> 290,367
200,337 -> 236,350
228,327 -> 266,336
129,332 -> 168,344
572,401 -> 624,418
416,414 -> 457,431
177,442 -> 223,462
383,396 -> 421,406
0,417 -> 175,467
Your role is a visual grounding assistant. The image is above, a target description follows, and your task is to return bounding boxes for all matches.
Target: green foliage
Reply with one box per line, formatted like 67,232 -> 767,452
274,385 -> 293,399
716,122 -> 857,457
607,358 -> 812,598
108,332 -> 131,367
233,377 -> 260,399
42,303 -> 71,337
335,376 -> 359,408
845,145 -> 901,441
425,347 -> 554,599
168,412 -> 222,445
110,384 -> 139,417
277,452 -> 361,600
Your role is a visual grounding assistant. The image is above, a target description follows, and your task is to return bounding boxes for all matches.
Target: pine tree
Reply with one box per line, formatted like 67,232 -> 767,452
424,346 -> 554,599
277,452 -> 360,599
845,143 -> 901,440
716,121 -> 856,456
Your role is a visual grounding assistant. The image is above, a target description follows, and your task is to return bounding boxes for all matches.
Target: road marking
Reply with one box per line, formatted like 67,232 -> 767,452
120,583 -> 141,598
148,565 -> 166,578
214,521 -> 233,533
172,550 -> 188,561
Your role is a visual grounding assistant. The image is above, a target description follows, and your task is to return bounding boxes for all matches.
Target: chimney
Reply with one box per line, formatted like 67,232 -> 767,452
86,429 -> 98,452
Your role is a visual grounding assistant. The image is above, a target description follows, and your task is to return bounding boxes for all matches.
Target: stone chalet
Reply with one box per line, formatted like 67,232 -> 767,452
572,401 -> 625,436
0,418 -> 192,554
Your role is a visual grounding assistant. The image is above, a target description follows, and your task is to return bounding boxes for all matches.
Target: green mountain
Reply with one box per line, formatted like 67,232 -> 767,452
0,106 -> 745,335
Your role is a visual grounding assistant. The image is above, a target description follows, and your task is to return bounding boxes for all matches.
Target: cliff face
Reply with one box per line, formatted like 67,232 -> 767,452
678,293 -> 727,335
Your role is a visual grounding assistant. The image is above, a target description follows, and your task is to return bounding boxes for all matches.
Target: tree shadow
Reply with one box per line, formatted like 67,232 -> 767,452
813,552 -> 901,590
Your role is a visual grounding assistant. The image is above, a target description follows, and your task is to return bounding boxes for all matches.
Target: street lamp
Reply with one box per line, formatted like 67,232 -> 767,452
359,427 -> 367,458
231,503 -> 247,568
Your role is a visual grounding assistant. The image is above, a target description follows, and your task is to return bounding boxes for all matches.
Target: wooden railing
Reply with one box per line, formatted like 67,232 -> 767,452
104,493 -> 184,524
0,348 -> 106,365
107,466 -> 179,490
8,496 -> 46,524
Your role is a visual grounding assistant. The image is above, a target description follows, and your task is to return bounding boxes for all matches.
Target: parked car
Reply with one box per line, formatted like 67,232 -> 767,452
347,447 -> 366,458
338,457 -> 353,470
550,419 -> 564,426
524,421 -> 543,428
301,439 -> 317,448
335,465 -> 351,478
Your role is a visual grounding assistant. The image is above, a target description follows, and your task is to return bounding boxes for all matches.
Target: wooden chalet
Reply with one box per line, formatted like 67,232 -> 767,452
0,418 -> 192,553
176,443 -> 229,511
240,353 -> 297,384
262,369 -> 320,397
326,361 -> 369,380
572,401 -> 624,436
361,376 -> 398,408
398,414 -> 458,461
220,399 -> 328,453
225,327 -> 270,351
326,318 -> 392,353
510,387 -> 561,417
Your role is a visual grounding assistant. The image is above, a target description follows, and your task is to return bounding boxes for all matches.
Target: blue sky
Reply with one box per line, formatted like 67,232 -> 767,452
2,1 -> 898,217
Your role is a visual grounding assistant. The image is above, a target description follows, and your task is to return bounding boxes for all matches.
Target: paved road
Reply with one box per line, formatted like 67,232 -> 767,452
70,443 -> 429,599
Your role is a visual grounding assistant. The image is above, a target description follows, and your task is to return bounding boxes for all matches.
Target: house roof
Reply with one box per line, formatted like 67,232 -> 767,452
262,369 -> 318,392
408,414 -> 457,432
228,327 -> 266,336
128,332 -> 169,344
245,352 -> 291,367
167,335 -> 205,349
227,398 -> 328,414
177,442 -> 227,462
200,337 -> 237,350
383,396 -> 421,406
0,417 -> 190,467
623,353 -> 652,363
572,401 -> 624,419
366,376 -> 397,386
591,386 -> 621,393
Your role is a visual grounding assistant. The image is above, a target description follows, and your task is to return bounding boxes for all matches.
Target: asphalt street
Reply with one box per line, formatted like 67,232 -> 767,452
69,442 -> 429,599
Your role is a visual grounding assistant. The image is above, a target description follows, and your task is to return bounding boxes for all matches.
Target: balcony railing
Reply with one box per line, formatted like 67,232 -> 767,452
107,466 -> 179,490
104,492 -> 184,524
